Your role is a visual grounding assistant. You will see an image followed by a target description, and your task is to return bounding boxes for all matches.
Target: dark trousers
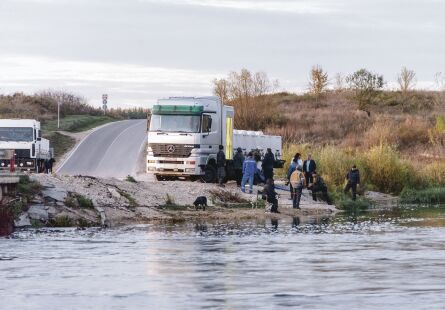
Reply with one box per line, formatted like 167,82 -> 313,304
293,184 -> 303,209
217,167 -> 226,185
344,182 -> 358,200
304,172 -> 313,187
312,186 -> 332,205
235,169 -> 243,186
268,198 -> 279,213
264,168 -> 273,180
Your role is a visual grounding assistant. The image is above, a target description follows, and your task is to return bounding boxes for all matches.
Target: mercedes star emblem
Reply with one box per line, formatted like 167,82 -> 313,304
166,145 -> 175,153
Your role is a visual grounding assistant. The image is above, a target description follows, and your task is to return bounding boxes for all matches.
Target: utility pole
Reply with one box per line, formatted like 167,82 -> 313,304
57,101 -> 60,129
102,94 -> 108,115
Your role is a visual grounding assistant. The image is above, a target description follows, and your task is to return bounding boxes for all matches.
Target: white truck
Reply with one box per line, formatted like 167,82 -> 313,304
146,96 -> 284,182
0,119 -> 52,172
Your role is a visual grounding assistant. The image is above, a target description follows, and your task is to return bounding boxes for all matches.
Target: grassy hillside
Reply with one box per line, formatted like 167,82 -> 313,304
42,115 -> 116,133
259,90 -> 445,195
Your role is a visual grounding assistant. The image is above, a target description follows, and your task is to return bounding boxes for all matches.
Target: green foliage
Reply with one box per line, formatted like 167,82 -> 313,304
331,192 -> 374,210
164,193 -> 176,206
42,115 -> 116,132
125,175 -> 137,183
429,115 -> 445,146
64,193 -> 94,209
17,176 -> 42,201
365,145 -> 415,194
400,187 -> 445,204
43,132 -> 76,161
118,190 -> 139,209
49,215 -> 73,227
346,68 -> 384,110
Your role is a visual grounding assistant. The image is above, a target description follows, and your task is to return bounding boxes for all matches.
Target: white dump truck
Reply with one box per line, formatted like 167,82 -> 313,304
146,96 -> 284,182
0,119 -> 52,172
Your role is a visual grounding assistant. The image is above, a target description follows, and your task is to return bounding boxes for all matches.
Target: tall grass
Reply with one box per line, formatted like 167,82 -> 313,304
281,142 -> 444,195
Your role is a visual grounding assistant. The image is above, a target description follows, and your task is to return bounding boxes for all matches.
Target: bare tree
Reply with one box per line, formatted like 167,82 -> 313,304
213,78 -> 229,103
435,72 -> 445,90
334,73 -> 345,92
212,68 -> 276,130
397,67 -> 416,93
308,65 -> 328,98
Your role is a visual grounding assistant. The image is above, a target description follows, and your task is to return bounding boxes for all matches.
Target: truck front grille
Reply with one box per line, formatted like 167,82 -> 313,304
149,143 -> 196,158
15,149 -> 31,158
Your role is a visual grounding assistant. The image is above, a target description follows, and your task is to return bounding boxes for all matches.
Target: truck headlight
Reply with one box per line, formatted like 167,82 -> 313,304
185,168 -> 195,173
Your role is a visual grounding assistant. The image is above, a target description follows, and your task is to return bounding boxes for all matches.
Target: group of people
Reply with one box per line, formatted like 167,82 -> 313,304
287,153 -> 361,209
216,145 -> 361,213
217,145 -> 280,213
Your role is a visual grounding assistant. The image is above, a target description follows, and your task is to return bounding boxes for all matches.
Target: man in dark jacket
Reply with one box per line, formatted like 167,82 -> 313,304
216,145 -> 226,186
233,147 -> 244,186
262,148 -> 275,180
344,165 -> 360,200
309,172 -> 332,205
263,178 -> 279,213
303,154 -> 316,187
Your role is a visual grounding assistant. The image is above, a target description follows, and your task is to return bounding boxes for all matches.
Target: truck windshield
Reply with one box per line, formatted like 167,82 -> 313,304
149,115 -> 201,133
0,127 -> 34,142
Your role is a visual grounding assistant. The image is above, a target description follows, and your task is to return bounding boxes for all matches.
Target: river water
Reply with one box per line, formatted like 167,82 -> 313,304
2,206 -> 445,310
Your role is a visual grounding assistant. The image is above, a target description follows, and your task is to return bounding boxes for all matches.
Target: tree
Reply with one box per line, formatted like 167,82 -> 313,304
346,69 -> 384,113
397,67 -> 416,93
213,78 -> 229,103
212,69 -> 276,130
334,73 -> 345,92
308,65 -> 328,98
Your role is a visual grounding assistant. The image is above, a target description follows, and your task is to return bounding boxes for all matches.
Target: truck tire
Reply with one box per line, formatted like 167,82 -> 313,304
155,175 -> 164,181
202,165 -> 217,183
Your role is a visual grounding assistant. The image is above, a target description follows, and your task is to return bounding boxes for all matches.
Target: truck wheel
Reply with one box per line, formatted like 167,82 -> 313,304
202,166 -> 217,183
155,175 -> 164,181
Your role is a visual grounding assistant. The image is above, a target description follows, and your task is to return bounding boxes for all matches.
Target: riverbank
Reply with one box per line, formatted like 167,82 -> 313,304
12,174 -> 337,228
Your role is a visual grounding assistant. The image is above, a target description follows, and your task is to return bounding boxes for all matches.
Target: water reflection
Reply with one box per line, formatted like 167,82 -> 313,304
2,205 -> 445,309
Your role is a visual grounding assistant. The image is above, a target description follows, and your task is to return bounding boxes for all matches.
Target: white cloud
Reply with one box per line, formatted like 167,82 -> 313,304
138,0 -> 336,14
0,55 -> 222,107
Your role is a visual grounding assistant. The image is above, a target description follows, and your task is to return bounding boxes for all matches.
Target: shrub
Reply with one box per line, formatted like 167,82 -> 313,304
400,187 -> 445,204
49,215 -> 73,227
125,175 -> 137,183
64,193 -> 94,209
208,189 -> 248,204
317,146 -> 355,190
419,162 -> 445,187
164,194 -> 176,206
331,192 -> 374,210
365,145 -> 414,194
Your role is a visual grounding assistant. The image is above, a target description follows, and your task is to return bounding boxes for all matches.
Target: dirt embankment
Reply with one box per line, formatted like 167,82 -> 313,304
13,174 -> 337,228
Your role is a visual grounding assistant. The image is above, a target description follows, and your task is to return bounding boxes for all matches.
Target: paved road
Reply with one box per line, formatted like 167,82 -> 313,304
57,120 -> 147,178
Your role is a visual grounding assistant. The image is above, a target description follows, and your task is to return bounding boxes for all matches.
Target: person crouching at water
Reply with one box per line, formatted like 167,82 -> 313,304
287,153 -> 302,199
344,165 -> 360,200
308,171 -> 332,205
263,178 -> 279,213
241,152 -> 256,194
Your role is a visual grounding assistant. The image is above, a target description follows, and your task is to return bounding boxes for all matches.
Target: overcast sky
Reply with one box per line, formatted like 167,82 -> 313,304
0,0 -> 444,108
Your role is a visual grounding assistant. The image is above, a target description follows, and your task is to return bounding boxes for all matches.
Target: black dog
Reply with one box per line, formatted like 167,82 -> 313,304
193,196 -> 207,211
